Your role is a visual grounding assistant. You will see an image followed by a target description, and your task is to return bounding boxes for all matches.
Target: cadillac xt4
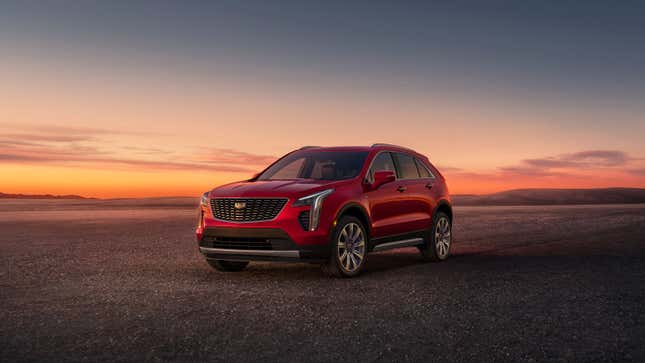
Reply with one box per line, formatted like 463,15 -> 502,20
196,144 -> 452,277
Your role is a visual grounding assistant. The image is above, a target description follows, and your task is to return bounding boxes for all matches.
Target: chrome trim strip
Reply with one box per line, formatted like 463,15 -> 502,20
199,247 -> 300,258
372,237 -> 424,252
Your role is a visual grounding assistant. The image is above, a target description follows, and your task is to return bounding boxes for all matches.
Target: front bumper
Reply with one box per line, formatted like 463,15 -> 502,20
198,227 -> 329,262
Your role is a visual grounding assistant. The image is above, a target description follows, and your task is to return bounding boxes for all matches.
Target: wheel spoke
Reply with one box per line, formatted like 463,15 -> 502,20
353,250 -> 363,260
349,253 -> 357,267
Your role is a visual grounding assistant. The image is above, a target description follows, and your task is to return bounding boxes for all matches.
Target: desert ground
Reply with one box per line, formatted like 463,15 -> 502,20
1,200 -> 644,362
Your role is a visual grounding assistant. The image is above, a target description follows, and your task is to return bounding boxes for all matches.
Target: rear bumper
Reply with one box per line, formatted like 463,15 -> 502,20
198,227 -> 329,263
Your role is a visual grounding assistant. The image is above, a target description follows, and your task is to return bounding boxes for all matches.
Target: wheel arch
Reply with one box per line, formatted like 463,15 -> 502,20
332,202 -> 371,239
434,199 -> 453,223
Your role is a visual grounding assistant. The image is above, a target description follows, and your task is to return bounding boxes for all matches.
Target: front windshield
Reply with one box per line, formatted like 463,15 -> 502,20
257,150 -> 368,181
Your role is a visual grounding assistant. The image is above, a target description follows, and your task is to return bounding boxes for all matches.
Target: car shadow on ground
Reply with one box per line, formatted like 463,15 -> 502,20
184,243 -> 645,282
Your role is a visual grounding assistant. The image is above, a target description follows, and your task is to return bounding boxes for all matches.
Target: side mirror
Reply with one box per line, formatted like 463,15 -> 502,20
371,170 -> 396,189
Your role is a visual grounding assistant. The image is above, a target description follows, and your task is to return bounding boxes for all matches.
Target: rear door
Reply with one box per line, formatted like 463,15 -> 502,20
414,156 -> 438,223
390,152 -> 433,232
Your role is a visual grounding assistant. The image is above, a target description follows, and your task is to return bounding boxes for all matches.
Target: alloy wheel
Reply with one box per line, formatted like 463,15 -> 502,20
435,216 -> 451,258
337,222 -> 366,273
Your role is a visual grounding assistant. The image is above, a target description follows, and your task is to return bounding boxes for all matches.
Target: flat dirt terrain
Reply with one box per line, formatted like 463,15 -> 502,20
1,200 -> 644,362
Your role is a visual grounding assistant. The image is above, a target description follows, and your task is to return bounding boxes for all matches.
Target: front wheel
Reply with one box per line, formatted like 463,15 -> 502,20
206,259 -> 249,272
419,211 -> 451,262
322,216 -> 368,278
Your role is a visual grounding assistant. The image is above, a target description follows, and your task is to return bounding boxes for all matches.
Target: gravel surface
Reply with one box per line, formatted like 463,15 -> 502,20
1,203 -> 644,362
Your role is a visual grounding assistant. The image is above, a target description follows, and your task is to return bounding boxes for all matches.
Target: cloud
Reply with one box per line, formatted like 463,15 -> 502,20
121,146 -> 171,155
0,133 -> 93,143
434,165 -> 463,173
0,146 -> 258,172
0,124 -> 273,173
627,168 -> 645,176
0,122 -> 150,137
498,165 -> 563,177
523,150 -> 629,169
442,150 -> 643,183
198,148 -> 277,166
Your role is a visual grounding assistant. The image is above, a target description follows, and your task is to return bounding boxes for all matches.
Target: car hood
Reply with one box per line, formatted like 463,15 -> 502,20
209,179 -> 347,199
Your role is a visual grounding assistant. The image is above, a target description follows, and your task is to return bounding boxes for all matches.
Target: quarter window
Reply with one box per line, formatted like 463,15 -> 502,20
415,158 -> 435,178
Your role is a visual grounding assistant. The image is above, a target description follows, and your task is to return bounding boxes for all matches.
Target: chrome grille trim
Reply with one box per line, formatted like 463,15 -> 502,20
210,197 -> 288,222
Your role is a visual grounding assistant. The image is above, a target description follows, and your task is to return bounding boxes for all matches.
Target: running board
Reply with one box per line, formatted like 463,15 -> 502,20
372,237 -> 424,252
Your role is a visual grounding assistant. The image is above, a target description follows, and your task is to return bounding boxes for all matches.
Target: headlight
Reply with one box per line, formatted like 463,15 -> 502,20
200,191 -> 209,207
293,189 -> 333,231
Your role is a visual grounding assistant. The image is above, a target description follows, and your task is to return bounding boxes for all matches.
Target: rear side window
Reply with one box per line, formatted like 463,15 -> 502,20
415,158 -> 435,178
393,153 -> 420,179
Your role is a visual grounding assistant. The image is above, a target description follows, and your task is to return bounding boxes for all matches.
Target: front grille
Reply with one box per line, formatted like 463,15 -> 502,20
210,198 -> 288,222
203,236 -> 272,250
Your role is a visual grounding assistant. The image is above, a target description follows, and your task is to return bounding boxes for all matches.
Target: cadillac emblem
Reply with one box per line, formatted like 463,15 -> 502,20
234,202 -> 246,210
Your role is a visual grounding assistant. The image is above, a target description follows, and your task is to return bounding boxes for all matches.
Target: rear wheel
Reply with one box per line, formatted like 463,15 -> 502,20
322,216 -> 367,277
419,211 -> 451,262
206,259 -> 249,272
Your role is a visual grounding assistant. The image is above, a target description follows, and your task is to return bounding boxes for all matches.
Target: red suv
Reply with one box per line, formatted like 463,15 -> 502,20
196,144 -> 452,277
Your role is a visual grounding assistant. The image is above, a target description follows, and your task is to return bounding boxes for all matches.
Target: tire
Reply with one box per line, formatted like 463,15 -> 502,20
206,259 -> 249,272
322,216 -> 368,278
419,211 -> 452,262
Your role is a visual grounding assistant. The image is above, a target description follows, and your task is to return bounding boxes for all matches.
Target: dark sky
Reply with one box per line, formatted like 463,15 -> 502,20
2,0 -> 644,99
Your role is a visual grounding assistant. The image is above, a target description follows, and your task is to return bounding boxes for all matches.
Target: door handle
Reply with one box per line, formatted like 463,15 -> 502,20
397,186 -> 407,192
425,183 -> 433,190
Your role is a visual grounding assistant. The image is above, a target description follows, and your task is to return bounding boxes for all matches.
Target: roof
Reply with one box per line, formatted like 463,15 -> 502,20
297,144 -> 416,153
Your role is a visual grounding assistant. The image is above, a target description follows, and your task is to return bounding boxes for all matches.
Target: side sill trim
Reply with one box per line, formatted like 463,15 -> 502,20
199,247 -> 300,258
372,237 -> 424,252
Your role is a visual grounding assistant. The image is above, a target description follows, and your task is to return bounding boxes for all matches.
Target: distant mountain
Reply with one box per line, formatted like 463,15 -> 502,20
0,192 -> 91,200
452,188 -> 645,206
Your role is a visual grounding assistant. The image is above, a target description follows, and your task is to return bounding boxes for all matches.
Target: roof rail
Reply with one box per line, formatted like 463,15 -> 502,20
299,145 -> 320,150
370,143 -> 413,150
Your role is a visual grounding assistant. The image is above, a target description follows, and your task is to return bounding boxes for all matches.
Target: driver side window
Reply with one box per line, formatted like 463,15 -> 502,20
366,152 -> 396,183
